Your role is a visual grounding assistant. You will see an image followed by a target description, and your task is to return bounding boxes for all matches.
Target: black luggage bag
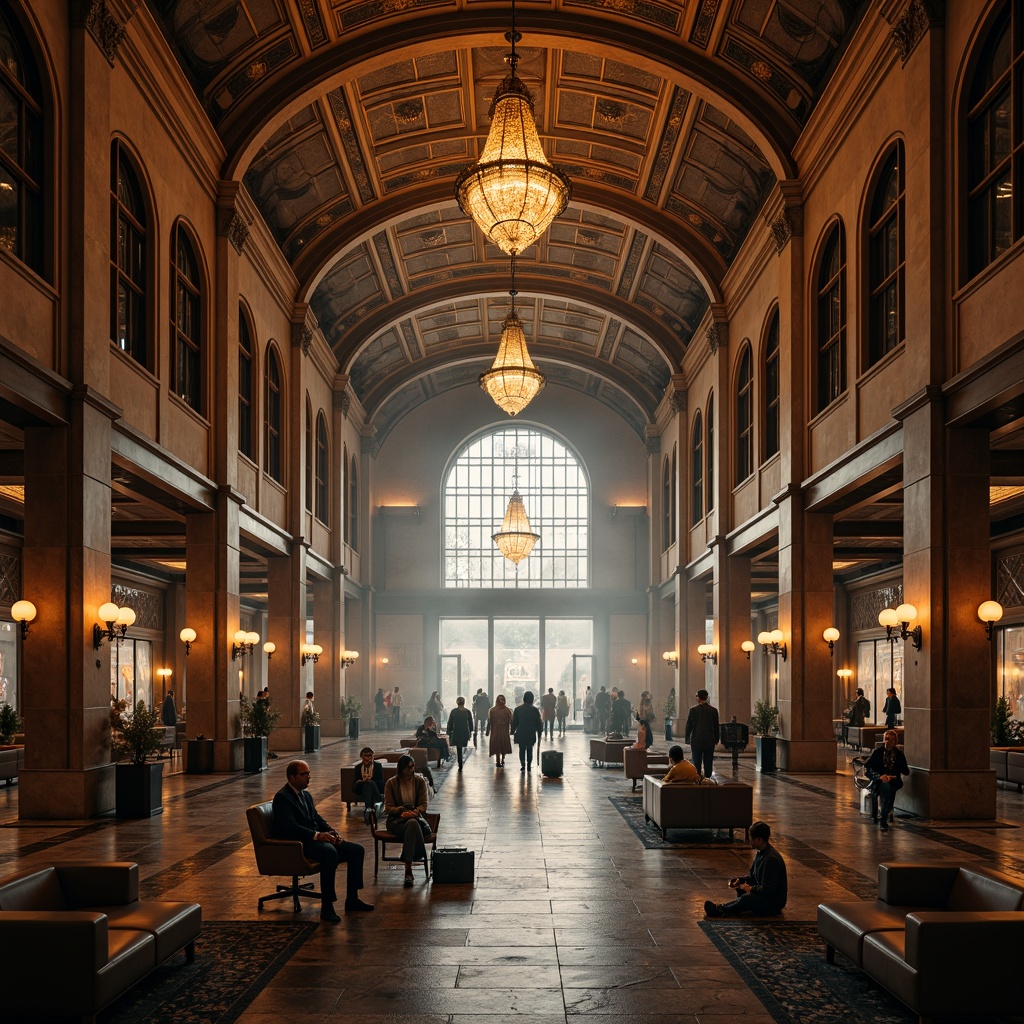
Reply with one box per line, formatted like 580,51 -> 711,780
541,749 -> 563,777
431,846 -> 475,884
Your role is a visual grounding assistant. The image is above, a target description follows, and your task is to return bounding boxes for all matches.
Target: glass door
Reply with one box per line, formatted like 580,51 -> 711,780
572,654 -> 594,721
439,653 -> 462,710
494,618 -> 539,705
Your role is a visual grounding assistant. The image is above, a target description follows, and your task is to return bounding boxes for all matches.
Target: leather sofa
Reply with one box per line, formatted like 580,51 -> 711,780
846,725 -> 903,750
818,862 -> 1024,1022
642,775 -> 753,839
623,748 -> 669,790
990,746 -> 1024,791
0,744 -> 24,784
0,861 -> 201,1023
590,738 -> 630,766
341,757 -> 399,810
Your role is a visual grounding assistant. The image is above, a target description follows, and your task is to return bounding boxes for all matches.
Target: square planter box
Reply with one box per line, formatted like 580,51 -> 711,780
115,762 -> 164,818
244,736 -> 268,773
304,725 -> 321,753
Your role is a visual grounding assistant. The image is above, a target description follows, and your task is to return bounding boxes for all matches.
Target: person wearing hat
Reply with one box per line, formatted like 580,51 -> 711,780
684,688 -> 720,779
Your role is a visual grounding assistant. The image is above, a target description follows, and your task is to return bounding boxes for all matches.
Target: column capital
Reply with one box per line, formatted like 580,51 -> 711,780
891,0 -> 945,65
333,374 -> 352,416
644,424 -> 661,456
216,183 -> 250,255
291,304 -> 314,356
706,305 -> 729,355
72,0 -> 131,66
764,181 -> 804,255
667,373 -> 687,413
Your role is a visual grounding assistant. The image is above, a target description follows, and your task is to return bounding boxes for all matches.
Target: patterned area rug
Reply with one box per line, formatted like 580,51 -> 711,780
608,794 -> 746,849
699,920 -> 915,1024
102,920 -> 317,1024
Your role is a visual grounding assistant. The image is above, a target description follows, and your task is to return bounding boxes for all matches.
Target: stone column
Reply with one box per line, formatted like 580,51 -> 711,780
713,545 -> 752,725
267,547 -> 308,751
313,573 -> 344,732
681,575 -> 707,724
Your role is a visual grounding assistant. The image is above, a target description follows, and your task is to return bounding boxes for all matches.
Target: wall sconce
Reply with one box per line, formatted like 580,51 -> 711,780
381,656 -> 389,666
94,602 -> 136,649
697,643 -> 718,665
11,599 -> 36,640
823,627 -> 840,656
232,630 -> 260,660
300,643 -> 323,666
837,668 -> 853,683
263,641 -> 276,661
878,604 -> 922,650
340,649 -> 359,668
757,629 -> 788,661
978,601 -> 1003,641
662,651 -> 678,669
156,667 -> 172,684
740,639 -> 756,660
179,627 -> 196,656
631,657 -> 639,665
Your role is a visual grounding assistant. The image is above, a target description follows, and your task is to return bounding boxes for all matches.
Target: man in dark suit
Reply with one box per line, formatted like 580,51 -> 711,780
272,759 -> 373,921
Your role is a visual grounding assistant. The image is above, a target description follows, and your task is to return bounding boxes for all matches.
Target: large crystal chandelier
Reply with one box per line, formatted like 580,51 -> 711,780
480,256 -> 545,415
493,456 -> 540,565
455,0 -> 570,255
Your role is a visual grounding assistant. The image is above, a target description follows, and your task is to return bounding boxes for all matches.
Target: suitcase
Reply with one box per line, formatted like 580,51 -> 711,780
541,749 -> 563,777
431,847 -> 475,884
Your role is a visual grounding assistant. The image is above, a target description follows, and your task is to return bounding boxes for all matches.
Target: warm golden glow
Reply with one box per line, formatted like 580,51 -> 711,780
480,307 -> 545,415
455,72 -> 570,254
492,488 -> 540,564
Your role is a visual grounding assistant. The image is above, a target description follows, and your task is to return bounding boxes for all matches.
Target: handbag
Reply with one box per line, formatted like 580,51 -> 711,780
431,846 -> 474,884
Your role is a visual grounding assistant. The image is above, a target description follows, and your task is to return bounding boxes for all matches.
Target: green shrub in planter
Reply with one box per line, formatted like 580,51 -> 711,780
110,699 -> 162,764
0,703 -> 22,744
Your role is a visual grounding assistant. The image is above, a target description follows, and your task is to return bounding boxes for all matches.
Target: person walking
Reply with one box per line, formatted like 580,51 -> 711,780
581,686 -> 595,732
555,690 -> 570,736
511,691 -> 544,773
391,687 -> 403,727
472,688 -> 490,746
882,687 -> 901,729
425,690 -> 443,724
446,696 -> 474,771
594,686 -> 611,734
685,688 -> 720,779
487,694 -> 513,768
373,688 -> 386,728
540,687 -> 557,740
161,690 -> 177,727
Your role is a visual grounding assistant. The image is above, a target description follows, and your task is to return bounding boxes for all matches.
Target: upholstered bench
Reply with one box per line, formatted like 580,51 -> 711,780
0,744 -> 24,784
590,738 -> 630,767
642,775 -> 753,839
0,861 -> 201,1023
623,748 -> 670,790
818,862 -> 1024,1021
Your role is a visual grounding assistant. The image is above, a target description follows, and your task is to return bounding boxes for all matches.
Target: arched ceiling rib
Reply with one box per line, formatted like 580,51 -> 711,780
146,0 -> 869,437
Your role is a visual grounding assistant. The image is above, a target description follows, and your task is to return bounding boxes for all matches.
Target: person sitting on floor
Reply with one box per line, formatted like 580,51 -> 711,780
704,820 -> 787,918
415,716 -> 451,762
662,744 -> 700,784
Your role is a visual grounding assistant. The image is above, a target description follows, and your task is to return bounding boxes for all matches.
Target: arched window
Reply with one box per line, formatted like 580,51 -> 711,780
691,410 -> 703,525
110,142 -> 149,368
706,394 -> 715,513
867,143 -> 905,366
238,305 -> 255,459
670,444 -> 677,545
443,425 -> 589,588
343,445 -> 350,545
762,308 -> 780,459
315,411 -> 329,524
966,3 -> 1021,279
264,346 -> 283,483
662,456 -> 671,550
0,4 -> 44,275
735,344 -> 753,485
815,221 -> 846,413
171,223 -> 203,412
348,454 -> 358,552
304,396 -> 313,513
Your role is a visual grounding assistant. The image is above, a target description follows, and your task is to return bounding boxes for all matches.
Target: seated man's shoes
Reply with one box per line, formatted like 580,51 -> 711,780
879,821 -> 889,831
704,901 -> 723,918
320,904 -> 342,922
403,874 -> 414,888
345,897 -> 375,912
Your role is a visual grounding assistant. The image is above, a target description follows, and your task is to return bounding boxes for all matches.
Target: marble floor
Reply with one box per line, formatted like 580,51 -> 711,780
2,732 -> 1022,1024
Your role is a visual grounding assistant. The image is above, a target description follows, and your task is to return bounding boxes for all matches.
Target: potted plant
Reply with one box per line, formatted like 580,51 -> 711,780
661,692 -> 676,742
345,695 -> 362,740
110,699 -> 164,817
750,698 -> 780,773
239,694 -> 281,773
302,701 -> 321,753
0,703 -> 22,745
991,695 -> 1024,746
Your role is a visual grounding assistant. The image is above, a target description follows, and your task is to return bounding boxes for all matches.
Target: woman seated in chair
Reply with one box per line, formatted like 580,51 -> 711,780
383,754 -> 432,887
632,713 -> 654,750
415,716 -> 450,761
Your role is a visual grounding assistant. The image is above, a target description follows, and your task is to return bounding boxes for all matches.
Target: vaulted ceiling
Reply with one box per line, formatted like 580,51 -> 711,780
148,0 -> 868,439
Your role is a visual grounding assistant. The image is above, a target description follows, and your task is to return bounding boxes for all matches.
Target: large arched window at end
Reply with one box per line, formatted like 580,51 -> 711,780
762,308 -> 780,459
443,425 -> 589,588
171,222 -> 204,413
0,4 -> 44,275
691,411 -> 703,526
735,344 -> 753,485
348,454 -> 358,552
264,346 -> 283,483
110,142 -> 149,368
315,411 -> 329,525
966,2 -> 1021,280
706,395 -> 715,514
662,455 -> 671,550
304,396 -> 313,513
238,305 -> 255,459
867,142 -> 905,366
815,221 -> 846,413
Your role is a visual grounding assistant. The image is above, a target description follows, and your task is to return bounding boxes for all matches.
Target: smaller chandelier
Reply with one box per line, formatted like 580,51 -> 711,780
493,454 -> 539,565
454,0 -> 570,255
480,256 -> 545,415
